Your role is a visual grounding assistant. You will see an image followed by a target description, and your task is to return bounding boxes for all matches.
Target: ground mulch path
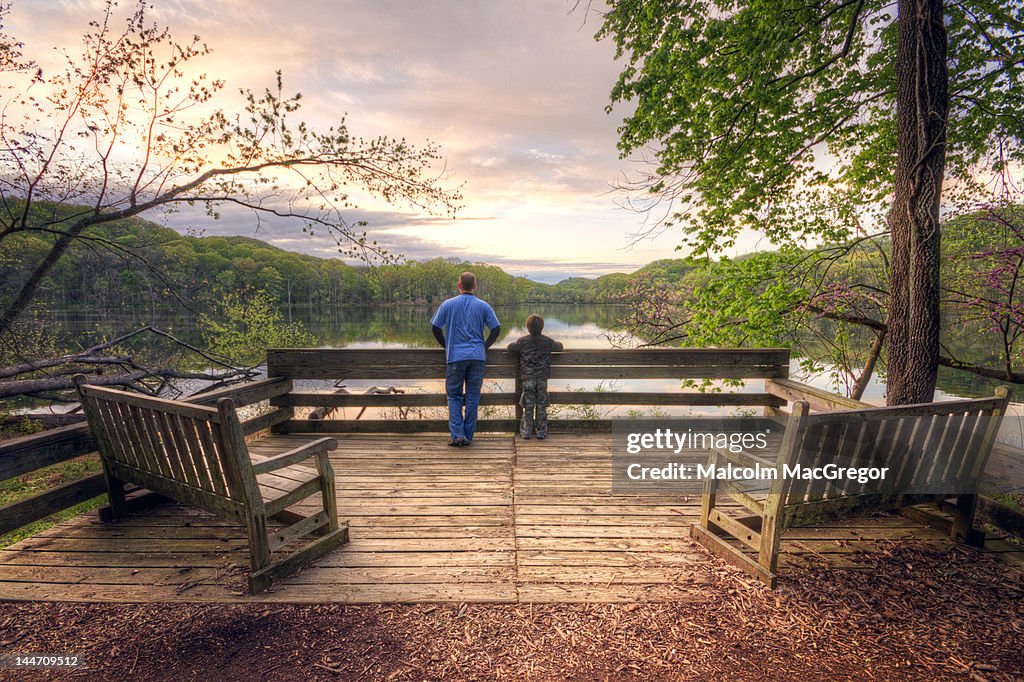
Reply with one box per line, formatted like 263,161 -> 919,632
0,542 -> 1021,681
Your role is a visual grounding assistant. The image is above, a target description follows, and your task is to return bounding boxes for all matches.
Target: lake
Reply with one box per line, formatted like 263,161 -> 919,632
39,302 -> 1024,445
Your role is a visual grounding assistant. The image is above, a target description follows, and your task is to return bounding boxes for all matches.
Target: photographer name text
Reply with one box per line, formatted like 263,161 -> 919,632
625,461 -> 889,483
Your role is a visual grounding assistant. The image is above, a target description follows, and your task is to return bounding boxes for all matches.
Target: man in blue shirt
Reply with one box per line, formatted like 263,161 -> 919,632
430,272 -> 501,447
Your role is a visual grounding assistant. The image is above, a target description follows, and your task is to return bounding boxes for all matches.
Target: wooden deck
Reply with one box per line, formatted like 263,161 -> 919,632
0,433 -> 1021,603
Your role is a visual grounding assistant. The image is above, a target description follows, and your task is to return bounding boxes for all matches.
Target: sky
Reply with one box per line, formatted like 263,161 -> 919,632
10,0 -> 709,283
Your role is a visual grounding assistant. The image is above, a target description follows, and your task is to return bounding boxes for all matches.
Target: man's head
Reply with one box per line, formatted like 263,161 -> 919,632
458,271 -> 476,293
526,314 -> 544,336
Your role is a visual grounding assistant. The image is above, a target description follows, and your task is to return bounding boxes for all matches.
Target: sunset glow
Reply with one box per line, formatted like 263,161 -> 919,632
7,0 -> 697,281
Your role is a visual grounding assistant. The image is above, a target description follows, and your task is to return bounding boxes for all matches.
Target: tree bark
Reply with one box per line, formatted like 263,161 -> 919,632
885,0 -> 948,405
0,224 -> 90,339
851,329 -> 886,401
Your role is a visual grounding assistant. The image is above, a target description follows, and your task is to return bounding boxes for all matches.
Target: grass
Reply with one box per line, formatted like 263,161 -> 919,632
0,453 -> 107,549
0,416 -> 44,440
989,492 -> 1024,514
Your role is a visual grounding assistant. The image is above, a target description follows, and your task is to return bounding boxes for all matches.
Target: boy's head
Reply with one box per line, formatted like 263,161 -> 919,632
526,314 -> 544,336
458,271 -> 476,292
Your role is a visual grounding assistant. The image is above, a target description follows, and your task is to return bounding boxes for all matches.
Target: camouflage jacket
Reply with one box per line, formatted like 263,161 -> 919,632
506,333 -> 563,380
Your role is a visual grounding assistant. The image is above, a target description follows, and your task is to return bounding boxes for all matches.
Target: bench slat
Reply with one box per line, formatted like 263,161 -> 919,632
182,414 -> 226,498
801,397 -> 1005,425
195,419 -> 230,496
115,403 -> 146,476
118,400 -> 155,478
81,384 -> 218,421
764,378 -> 867,411
107,460 -> 244,519
134,403 -> 172,481
835,419 -> 871,499
180,412 -> 216,493
902,414 -> 938,491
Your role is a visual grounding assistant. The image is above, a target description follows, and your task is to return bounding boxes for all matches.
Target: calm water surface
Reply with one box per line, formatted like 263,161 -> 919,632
43,303 -> 1024,445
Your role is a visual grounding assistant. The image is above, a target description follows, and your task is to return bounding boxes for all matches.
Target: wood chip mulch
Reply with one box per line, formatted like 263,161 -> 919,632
0,541 -> 1021,681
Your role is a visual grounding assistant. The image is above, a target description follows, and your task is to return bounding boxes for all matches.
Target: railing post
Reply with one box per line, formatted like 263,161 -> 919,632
514,370 -> 523,425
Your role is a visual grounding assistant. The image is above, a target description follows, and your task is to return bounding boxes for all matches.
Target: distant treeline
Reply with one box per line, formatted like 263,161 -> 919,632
0,203 -> 695,311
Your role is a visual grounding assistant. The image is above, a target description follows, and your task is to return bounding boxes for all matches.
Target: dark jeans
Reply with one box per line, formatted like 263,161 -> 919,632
520,377 -> 550,438
446,359 -> 486,442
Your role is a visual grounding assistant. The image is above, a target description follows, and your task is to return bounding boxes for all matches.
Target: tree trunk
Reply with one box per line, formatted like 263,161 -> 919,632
0,224 -> 89,339
851,329 -> 886,401
885,0 -> 948,405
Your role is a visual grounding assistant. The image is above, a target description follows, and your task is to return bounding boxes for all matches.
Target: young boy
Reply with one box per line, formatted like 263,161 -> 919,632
506,314 -> 563,439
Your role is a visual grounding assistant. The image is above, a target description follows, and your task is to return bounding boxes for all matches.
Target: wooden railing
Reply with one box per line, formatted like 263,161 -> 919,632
0,377 -> 293,536
0,348 -> 794,533
267,347 -> 791,433
7,348 -> 1022,543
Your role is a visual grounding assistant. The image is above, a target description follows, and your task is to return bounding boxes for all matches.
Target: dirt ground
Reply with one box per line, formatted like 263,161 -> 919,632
0,541 -> 1021,681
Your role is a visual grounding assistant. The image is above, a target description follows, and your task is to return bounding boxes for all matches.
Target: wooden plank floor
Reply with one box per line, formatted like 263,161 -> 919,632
0,433 -> 1020,603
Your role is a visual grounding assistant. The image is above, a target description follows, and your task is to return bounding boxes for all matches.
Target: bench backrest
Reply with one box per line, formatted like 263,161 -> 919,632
76,382 -> 259,519
776,388 -> 1010,522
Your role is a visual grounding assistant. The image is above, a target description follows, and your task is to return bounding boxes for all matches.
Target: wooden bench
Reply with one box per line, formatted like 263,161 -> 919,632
691,387 -> 1011,588
266,347 -> 792,432
73,375 -> 349,594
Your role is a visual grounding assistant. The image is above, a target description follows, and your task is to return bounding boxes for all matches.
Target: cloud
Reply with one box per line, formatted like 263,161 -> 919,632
157,202 -> 644,282
11,0 -> 693,276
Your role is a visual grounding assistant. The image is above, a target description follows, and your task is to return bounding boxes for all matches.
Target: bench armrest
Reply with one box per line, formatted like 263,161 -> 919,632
711,447 -> 777,471
252,437 -> 338,475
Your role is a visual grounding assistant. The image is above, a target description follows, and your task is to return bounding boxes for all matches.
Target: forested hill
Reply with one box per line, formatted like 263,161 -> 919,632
0,206 -> 692,310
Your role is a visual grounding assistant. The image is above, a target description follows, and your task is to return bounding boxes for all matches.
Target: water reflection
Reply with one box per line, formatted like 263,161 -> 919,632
301,304 -> 627,349
36,303 -> 1024,444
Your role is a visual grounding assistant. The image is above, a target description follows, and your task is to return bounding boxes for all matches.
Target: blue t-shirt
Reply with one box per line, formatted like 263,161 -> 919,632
430,294 -> 500,363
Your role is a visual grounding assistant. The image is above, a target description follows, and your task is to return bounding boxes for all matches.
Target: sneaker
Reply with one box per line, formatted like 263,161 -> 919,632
536,435 -> 546,440
448,438 -> 462,447
455,437 -> 470,447
521,434 -> 532,440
